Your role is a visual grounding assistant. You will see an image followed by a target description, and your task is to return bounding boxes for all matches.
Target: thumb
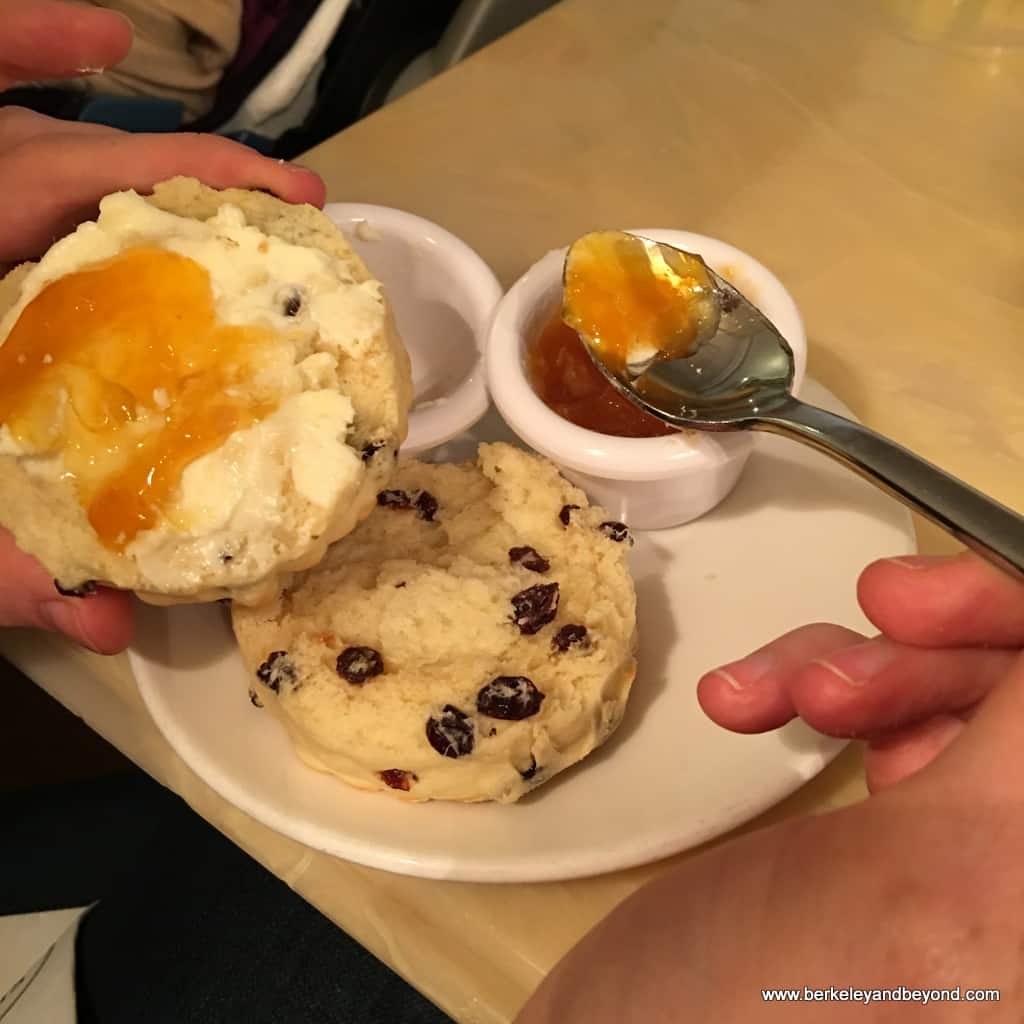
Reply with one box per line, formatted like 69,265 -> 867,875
0,527 -> 134,654
911,652 -> 1024,804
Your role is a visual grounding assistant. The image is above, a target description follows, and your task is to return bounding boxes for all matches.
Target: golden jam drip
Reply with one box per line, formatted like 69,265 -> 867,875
0,247 -> 281,549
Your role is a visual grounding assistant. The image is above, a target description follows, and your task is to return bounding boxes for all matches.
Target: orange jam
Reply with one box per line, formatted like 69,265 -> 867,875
563,230 -> 715,377
526,315 -> 676,437
0,247 -> 283,549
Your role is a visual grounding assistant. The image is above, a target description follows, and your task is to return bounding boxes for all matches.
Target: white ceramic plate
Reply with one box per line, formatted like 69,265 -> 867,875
131,380 -> 914,883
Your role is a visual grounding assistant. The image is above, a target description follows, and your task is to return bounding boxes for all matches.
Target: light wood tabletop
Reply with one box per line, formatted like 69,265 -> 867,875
3,1 -> 1021,1021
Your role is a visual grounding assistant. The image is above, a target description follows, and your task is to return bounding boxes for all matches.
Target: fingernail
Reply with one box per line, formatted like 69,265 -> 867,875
885,556 -> 933,570
709,668 -> 744,692
814,641 -> 896,687
712,648 -> 777,691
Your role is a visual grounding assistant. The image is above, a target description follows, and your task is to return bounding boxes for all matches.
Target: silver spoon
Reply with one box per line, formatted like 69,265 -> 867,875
564,232 -> 1024,581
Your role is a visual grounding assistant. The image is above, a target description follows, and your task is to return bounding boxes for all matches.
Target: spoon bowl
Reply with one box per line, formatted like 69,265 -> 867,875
632,268 -> 797,426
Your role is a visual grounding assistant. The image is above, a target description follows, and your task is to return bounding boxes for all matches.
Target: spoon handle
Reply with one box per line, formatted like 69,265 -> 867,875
753,398 -> 1024,581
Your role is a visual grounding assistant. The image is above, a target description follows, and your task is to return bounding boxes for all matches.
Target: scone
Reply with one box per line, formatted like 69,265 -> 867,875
0,177 -> 412,606
232,442 -> 638,803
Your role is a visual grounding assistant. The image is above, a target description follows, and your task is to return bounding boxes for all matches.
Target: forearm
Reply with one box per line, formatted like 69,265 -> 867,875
515,831 -> 780,1024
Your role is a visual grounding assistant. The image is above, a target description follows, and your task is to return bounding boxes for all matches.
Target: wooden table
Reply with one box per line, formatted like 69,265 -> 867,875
3,1 -> 1021,1020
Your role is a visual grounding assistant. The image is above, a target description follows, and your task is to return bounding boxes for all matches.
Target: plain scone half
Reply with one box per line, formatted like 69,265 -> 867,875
233,442 -> 639,804
0,177 -> 412,606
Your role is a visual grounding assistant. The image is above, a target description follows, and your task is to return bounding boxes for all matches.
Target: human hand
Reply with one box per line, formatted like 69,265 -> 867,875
521,651 -> 1024,1021
519,554 -> 1024,1022
0,105 -> 326,267
0,0 -> 325,267
698,553 -> 1024,791
0,1 -> 326,653
0,528 -> 133,654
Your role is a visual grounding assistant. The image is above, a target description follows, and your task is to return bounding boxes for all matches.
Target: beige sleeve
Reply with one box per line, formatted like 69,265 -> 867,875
77,0 -> 243,120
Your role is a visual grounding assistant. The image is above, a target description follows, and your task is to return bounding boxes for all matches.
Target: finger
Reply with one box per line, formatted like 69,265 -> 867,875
0,0 -> 133,89
86,133 -> 327,206
0,107 -> 114,148
696,623 -> 865,733
0,132 -> 325,263
859,553 -> 1024,648
786,637 -> 1016,737
863,714 -> 966,793
910,652 -> 1024,803
0,529 -> 133,654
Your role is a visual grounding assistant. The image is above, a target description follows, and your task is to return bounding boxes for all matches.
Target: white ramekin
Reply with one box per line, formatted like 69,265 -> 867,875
325,203 -> 502,455
486,230 -> 806,529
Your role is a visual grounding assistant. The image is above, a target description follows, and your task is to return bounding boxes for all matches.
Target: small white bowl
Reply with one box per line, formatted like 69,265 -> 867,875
324,203 -> 502,455
486,230 -> 807,529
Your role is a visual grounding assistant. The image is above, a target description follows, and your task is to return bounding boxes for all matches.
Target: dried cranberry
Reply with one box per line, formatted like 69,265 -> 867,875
599,521 -> 631,543
54,579 -> 96,597
553,624 -> 589,652
248,689 -> 264,708
559,504 -> 580,526
519,756 -> 539,781
361,441 -> 385,461
379,769 -> 416,791
426,705 -> 475,758
508,546 -> 550,573
336,646 -> 383,684
510,582 -> 559,635
377,489 -> 411,510
256,650 -> 295,693
476,676 -> 545,720
414,491 -> 439,521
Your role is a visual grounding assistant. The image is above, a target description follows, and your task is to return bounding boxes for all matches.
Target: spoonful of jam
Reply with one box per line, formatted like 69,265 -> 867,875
563,230 -> 722,380
563,230 -> 1024,580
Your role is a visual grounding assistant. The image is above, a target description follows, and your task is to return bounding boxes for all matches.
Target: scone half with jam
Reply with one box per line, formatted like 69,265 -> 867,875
0,177 -> 412,606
